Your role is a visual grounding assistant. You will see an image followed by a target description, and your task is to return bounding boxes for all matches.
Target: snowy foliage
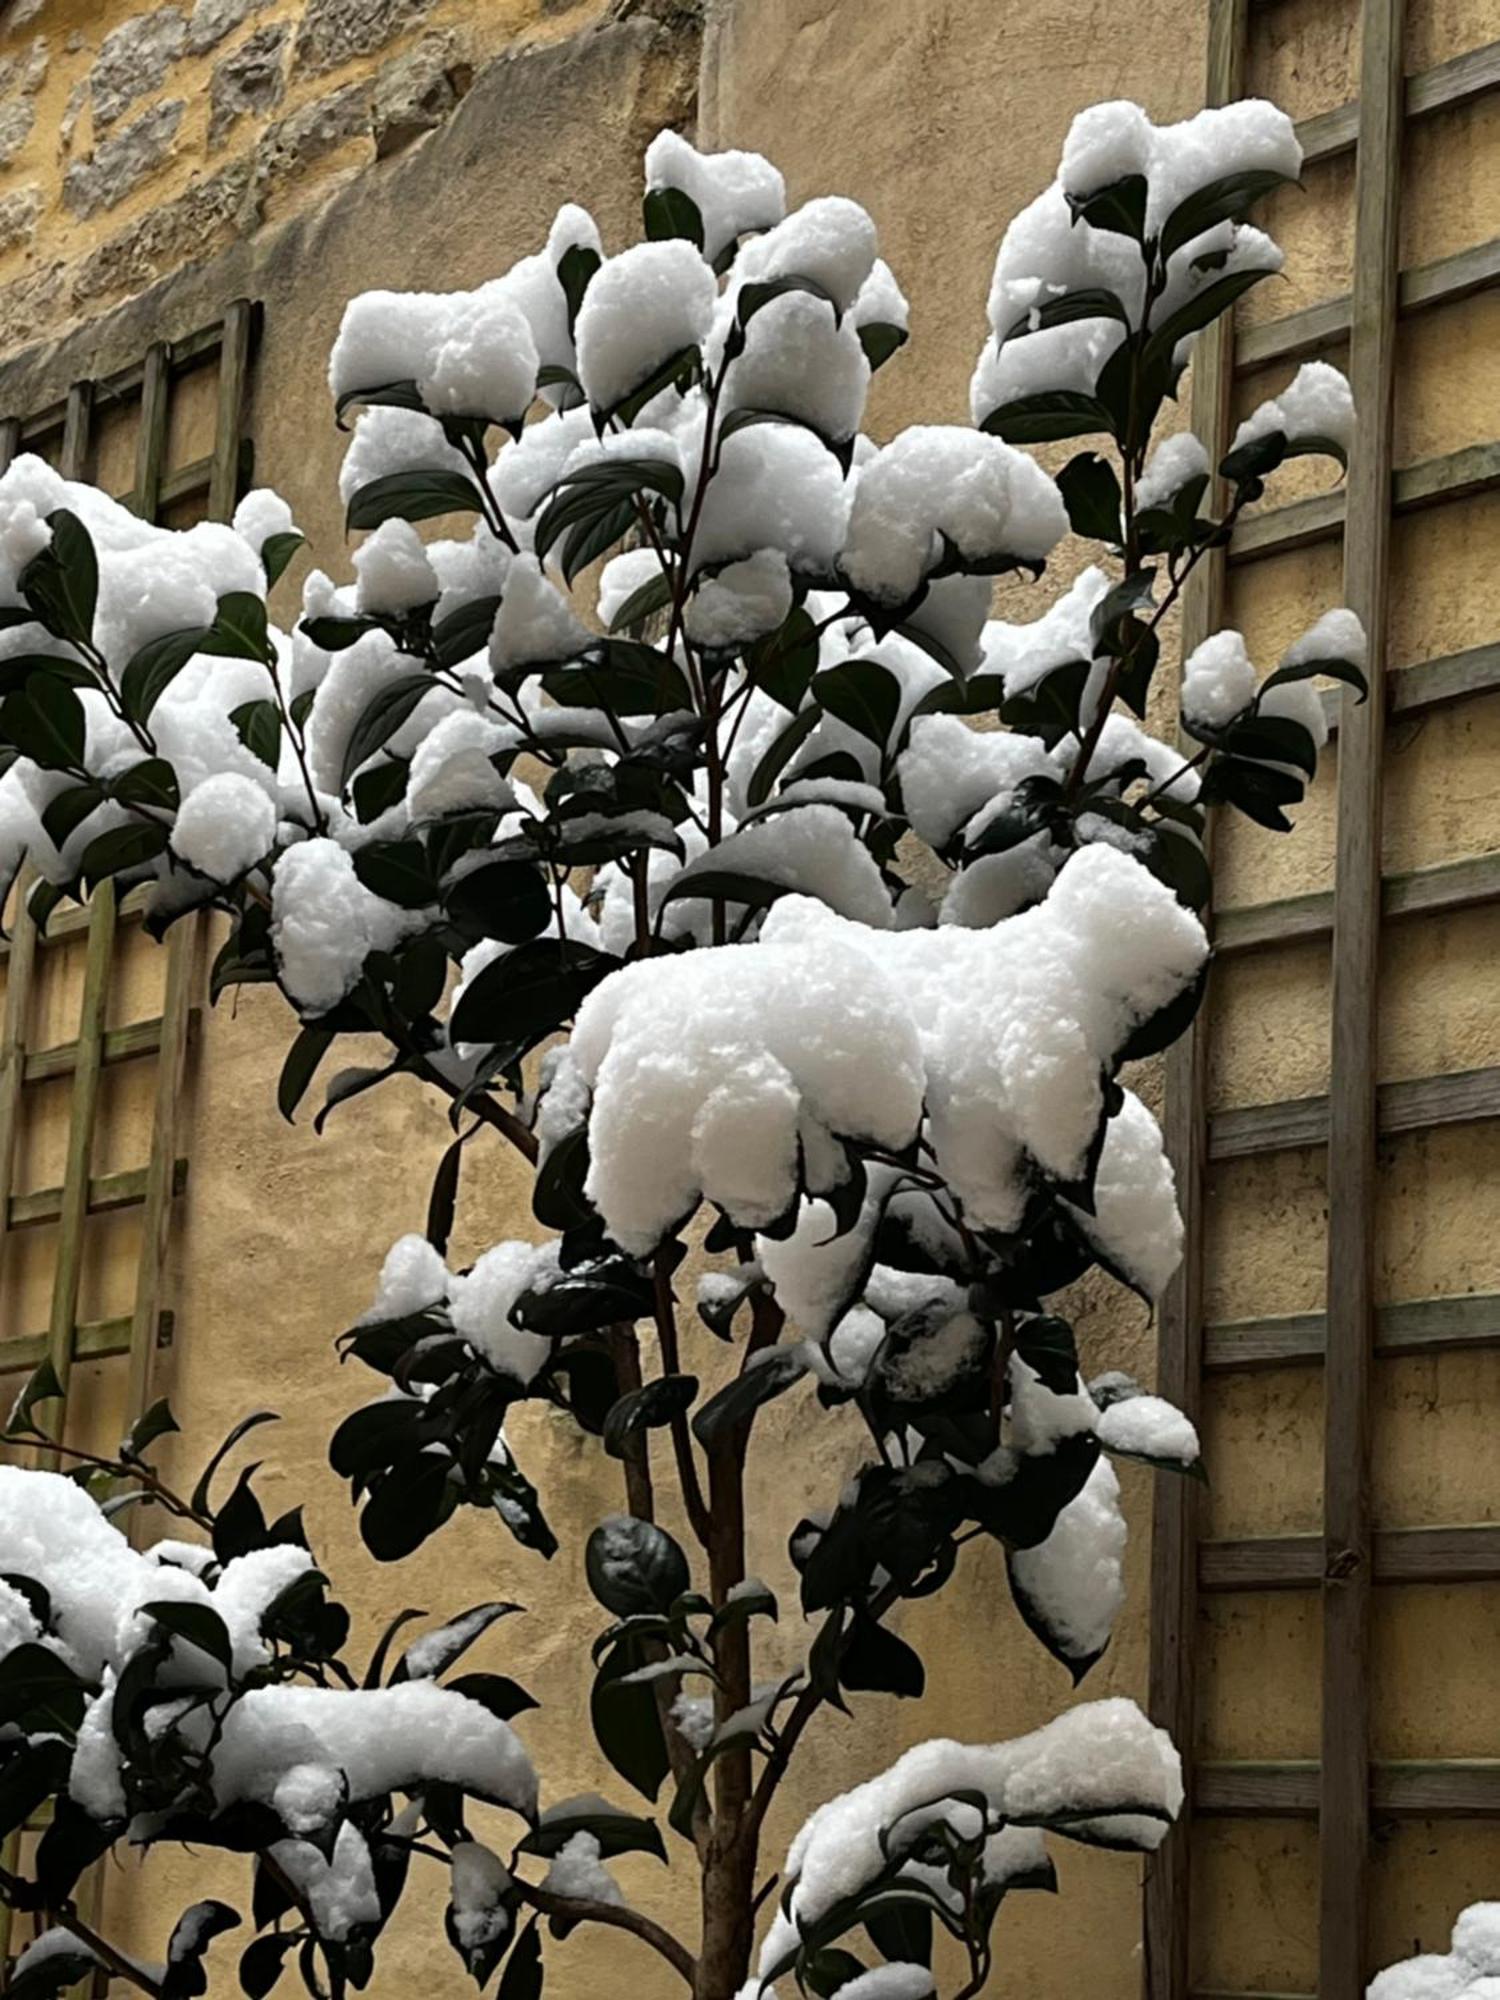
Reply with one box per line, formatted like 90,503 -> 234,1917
0,99 -> 1363,2000
1371,1905 -> 1500,1999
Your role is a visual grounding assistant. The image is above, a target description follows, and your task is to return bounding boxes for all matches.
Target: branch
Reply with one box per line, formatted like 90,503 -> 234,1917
52,1907 -> 163,1999
653,1253 -> 712,1547
512,1880 -> 697,1988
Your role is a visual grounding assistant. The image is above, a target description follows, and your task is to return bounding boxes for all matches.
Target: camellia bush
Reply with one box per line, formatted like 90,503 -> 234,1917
0,98 -> 1365,2000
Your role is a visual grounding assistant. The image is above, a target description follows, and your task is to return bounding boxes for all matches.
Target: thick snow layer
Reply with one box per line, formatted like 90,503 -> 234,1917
769,1696 -> 1181,1949
1181,628 -> 1256,730
352,519 -> 440,615
692,423 -> 848,577
733,197 -> 879,314
575,241 -> 718,412
213,1681 -> 537,1817
940,838 -> 1060,929
450,1841 -> 513,1949
830,1970 -> 934,2000
337,406 -> 473,508
1369,1906 -> 1500,2000
1280,605 -> 1367,675
542,1832 -> 624,1907
644,129 -> 786,262
488,553 -> 592,672
841,426 -> 1066,604
969,316 -> 1124,425
766,847 -> 1205,1233
686,548 -> 793,648
1059,97 -> 1301,232
1453,1906 -> 1500,1975
365,1232 -> 450,1321
1231,359 -> 1355,457
1063,1089 -> 1182,1299
980,564 -> 1110,702
490,406 -> 595,525
232,487 -> 297,555
597,548 -> 663,629
897,714 -> 1062,851
672,803 -> 894,928
723,289 -> 871,442
554,926 -> 925,1252
756,1165 -> 899,1344
984,183 -> 1145,343
448,1239 -> 558,1383
1009,1457 -> 1126,1665
1095,1393 -> 1199,1465
1136,431 -> 1210,513
272,1824 -> 381,1941
1079,711 -> 1201,803
851,257 -> 910,336
406,710 -> 516,825
170,771 -> 276,881
272,837 -> 419,1014
328,284 -> 538,424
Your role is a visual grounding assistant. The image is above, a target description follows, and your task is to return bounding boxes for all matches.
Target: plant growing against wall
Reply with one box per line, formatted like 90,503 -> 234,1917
0,100 -> 1364,2000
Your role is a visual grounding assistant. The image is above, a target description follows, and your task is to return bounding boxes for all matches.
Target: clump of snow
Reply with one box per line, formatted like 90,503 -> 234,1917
830,1969 -> 935,2000
328,285 -> 538,425
645,128 -> 786,262
365,1232 -> 450,1322
897,714 -> 1061,851
1230,360 -> 1355,458
575,241 -> 718,412
271,838 -> 420,1014
686,548 -> 793,649
723,289 -> 871,442
232,488 -> 297,557
448,1239 -> 558,1383
1059,97 -> 1301,232
1181,629 -> 1256,731
170,772 -> 276,881
980,563 -> 1110,704
841,426 -> 1066,604
1064,1089 -> 1183,1300
1095,1392 -> 1199,1465
1279,606 -> 1367,676
450,1841 -> 513,1951
272,1823 -> 381,1941
851,258 -> 909,337
732,196 -> 878,313
692,423 -> 848,577
489,553 -> 592,672
338,406 -> 473,510
552,924 -> 925,1253
769,1696 -> 1181,1952
406,710 -> 516,824
352,519 -> 440,615
1371,1904 -> 1500,2000
1010,1457 -> 1125,1667
541,1831 -> 624,1907
1136,431 -> 1210,513
672,802 -> 893,928
597,548 -> 663,629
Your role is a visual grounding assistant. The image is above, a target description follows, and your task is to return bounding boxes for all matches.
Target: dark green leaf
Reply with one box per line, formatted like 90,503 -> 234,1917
447,1670 -> 538,1722
1065,172 -> 1147,240
351,838 -> 439,908
0,1643 -> 87,1733
737,274 -> 839,330
122,1396 -> 179,1462
1057,451 -> 1123,543
302,614 -> 375,652
812,658 -> 901,749
838,1611 -> 925,1697
141,1599 -> 234,1674
1,675 -> 85,770
445,860 -> 553,945
585,1516 -> 691,1618
333,377 -> 427,425
339,672 -> 433,787
1142,264 -> 1279,376
391,1601 -> 522,1682
346,470 -> 484,532
431,593 -> 501,670
1158,166 -> 1298,264
857,322 -> 908,372
260,531 -> 305,590
230,700 -> 282,769
40,782 -> 102,848
21,509 -> 98,644
278,1025 -> 335,1122
746,702 -> 820,807
691,1347 -> 807,1449
191,1409 -> 278,1516
520,1796 -> 667,1864
558,243 -> 602,335
447,937 -> 617,1055
602,1375 -> 698,1459
1002,286 -> 1131,344
361,1453 -> 453,1561
590,1642 -> 669,1803
495,1919 -> 543,2000
238,1934 -> 296,2000
5,1356 -> 64,1437
120,626 -> 212,722
112,757 -> 181,811
78,818 -> 169,885
1260,655 -> 1367,701
204,591 -> 270,661
978,388 -> 1114,444
643,185 -> 704,250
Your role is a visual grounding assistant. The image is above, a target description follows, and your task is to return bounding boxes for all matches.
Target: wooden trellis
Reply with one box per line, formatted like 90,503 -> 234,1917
0,300 -> 256,1977
1146,7 -> 1500,1998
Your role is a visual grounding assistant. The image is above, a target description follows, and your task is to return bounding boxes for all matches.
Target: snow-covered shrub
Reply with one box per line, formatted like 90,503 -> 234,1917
0,103 -> 1363,2000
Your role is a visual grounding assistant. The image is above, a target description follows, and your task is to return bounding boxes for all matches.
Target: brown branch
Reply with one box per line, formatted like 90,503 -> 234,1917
512,1879 -> 697,1987
653,1254 -> 712,1547
53,1907 -> 163,1999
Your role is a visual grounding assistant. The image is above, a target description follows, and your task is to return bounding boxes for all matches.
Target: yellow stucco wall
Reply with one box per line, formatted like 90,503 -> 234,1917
2,0 -> 1500,1993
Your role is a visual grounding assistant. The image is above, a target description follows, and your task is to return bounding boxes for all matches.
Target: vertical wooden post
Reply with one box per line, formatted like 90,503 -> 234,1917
1144,4 -> 1246,1995
1320,1 -> 1404,1994
131,342 -> 170,522
39,883 -> 117,1454
59,382 -> 94,482
0,868 -> 38,1245
0,416 -> 21,475
208,302 -> 253,522
124,926 -> 193,1456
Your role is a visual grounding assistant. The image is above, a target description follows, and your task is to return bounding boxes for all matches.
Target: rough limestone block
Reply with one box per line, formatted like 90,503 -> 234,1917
0,36 -> 49,169
0,186 -> 41,254
294,0 -> 437,78
186,0 -> 271,58
208,22 -> 288,150
371,30 -> 472,159
71,158 -> 253,303
90,8 -> 186,127
62,99 -> 184,218
248,79 -> 372,213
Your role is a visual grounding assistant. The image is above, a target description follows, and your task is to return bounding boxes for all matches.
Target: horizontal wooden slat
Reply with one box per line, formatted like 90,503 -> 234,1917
1239,234 -> 1500,371
1204,1290 -> 1500,1370
1197,1759 -> 1500,1817
1200,1522 -> 1500,1590
1297,38 -> 1500,168
6,1156 -> 187,1229
0,1316 -> 133,1378
22,1015 -> 164,1084
0,885 -> 149,962
158,454 -> 213,508
1216,847 -> 1500,956
1228,439 -> 1500,562
1208,1064 -> 1500,1160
